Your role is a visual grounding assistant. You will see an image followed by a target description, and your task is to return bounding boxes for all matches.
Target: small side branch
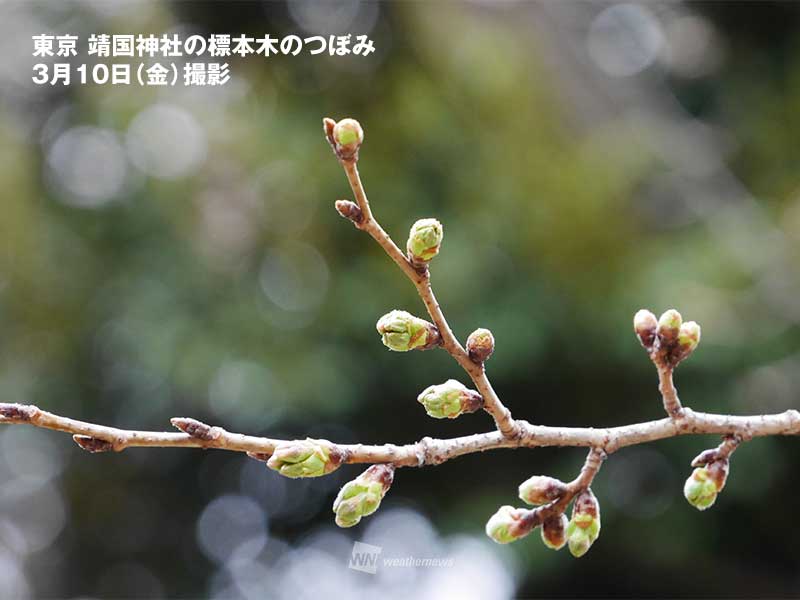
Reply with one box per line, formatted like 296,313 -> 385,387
337,152 -> 518,438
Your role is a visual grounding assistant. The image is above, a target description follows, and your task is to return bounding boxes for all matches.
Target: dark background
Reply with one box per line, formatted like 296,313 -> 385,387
1,1 -> 799,597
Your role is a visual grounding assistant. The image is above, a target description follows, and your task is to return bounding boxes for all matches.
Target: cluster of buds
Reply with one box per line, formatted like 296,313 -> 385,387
565,489 -> 601,558
487,475 -> 602,557
333,464 -> 395,528
376,310 -> 441,352
634,308 -> 701,369
417,379 -> 483,419
324,117 -> 364,161
266,439 -> 344,478
466,328 -> 495,364
683,440 -> 736,510
407,218 -> 443,268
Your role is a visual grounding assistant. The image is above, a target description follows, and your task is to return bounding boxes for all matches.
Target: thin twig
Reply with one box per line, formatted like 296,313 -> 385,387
657,366 -> 683,419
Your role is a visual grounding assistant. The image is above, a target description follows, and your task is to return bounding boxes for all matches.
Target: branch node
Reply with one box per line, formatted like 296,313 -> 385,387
785,409 -> 800,432
417,436 -> 447,466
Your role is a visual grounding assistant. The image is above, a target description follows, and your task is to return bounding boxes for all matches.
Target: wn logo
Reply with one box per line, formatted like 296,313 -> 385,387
348,541 -> 382,574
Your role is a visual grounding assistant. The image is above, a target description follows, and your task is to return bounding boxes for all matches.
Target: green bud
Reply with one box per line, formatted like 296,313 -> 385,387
683,467 -> 719,510
678,321 -> 701,353
684,471 -> 717,511
518,476 -> 568,506
541,513 -> 568,550
485,505 -> 525,544
657,309 -> 682,343
417,379 -> 482,419
467,328 -> 495,363
566,524 -> 592,557
333,464 -> 394,528
407,218 -> 443,265
376,310 -> 440,352
665,320 -> 702,366
267,439 -> 343,478
633,309 -> 658,349
566,489 -> 601,557
332,118 -> 364,159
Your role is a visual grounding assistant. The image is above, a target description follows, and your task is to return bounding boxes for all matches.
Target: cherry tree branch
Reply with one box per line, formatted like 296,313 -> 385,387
2,402 -> 798,466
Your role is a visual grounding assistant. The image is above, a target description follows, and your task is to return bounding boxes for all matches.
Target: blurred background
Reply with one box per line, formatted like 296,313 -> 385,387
1,0 -> 799,597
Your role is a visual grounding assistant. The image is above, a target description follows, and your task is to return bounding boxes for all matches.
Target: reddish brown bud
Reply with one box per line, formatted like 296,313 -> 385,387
170,417 -> 223,442
633,309 -> 658,350
572,488 -> 600,522
323,117 -> 336,141
0,403 -> 39,422
334,199 -> 363,224
73,435 -> 114,453
467,328 -> 495,363
541,513 -> 568,550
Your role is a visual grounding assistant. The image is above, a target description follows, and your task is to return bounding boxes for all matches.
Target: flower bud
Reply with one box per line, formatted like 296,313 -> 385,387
333,464 -> 394,528
467,328 -> 495,363
633,309 -> 658,350
267,439 -> 343,478
566,489 -> 601,557
518,475 -> 568,506
657,309 -> 682,344
407,218 -> 443,266
417,379 -> 483,419
332,118 -> 363,160
675,320 -> 701,357
485,505 -> 526,544
666,320 -> 702,366
683,466 -> 719,510
376,310 -> 440,352
541,513 -> 568,550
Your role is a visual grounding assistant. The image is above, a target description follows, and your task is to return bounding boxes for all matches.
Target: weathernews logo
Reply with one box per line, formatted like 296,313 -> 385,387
347,541 -> 454,575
